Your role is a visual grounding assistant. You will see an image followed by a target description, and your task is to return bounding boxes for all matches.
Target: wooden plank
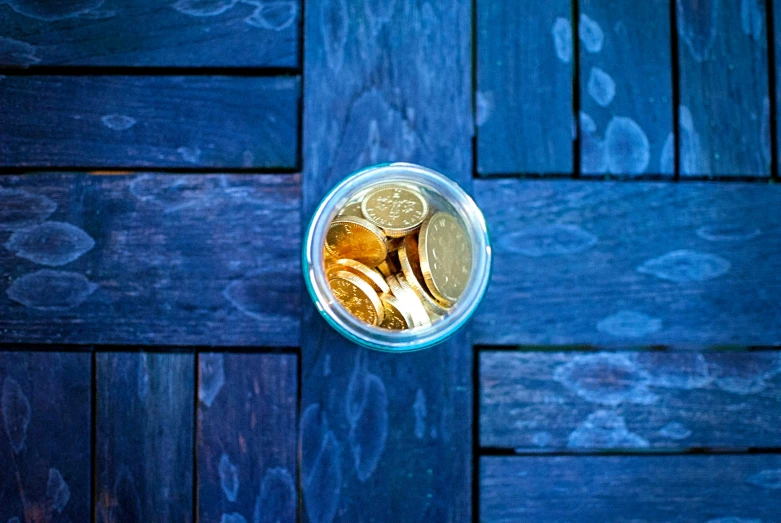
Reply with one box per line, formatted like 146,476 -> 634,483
0,0 -> 299,67
301,0 -> 473,521
677,0 -> 770,177
0,75 -> 299,168
473,179 -> 781,347
578,0 -> 673,177
480,350 -> 781,450
775,0 -> 781,175
481,455 -> 781,522
0,351 -> 91,522
476,0 -> 573,175
0,173 -> 301,347
96,352 -> 194,522
197,353 -> 297,523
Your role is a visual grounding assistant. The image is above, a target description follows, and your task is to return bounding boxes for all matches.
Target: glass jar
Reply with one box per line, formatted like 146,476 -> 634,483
303,162 -> 492,352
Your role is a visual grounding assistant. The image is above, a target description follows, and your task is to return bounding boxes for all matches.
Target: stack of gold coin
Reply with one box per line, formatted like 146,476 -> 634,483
324,182 -> 472,330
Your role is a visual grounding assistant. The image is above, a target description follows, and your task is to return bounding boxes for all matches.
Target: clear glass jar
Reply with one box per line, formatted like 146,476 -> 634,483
303,162 -> 492,352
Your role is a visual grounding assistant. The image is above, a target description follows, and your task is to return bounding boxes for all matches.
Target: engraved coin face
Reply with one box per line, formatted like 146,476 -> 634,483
326,216 -> 388,267
361,184 -> 429,237
418,212 -> 472,306
337,200 -> 364,218
329,270 -> 384,326
379,294 -> 414,330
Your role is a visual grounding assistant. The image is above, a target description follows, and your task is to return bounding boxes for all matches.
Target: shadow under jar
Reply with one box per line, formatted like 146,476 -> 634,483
303,162 -> 492,352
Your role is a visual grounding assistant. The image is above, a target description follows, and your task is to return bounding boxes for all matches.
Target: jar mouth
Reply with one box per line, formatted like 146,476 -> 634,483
303,162 -> 492,352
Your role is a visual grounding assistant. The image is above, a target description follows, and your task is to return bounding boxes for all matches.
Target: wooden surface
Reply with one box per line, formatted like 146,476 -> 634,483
96,352 -> 194,522
775,0 -> 781,173
0,351 -> 91,522
473,179 -> 781,346
0,76 -> 300,168
481,455 -> 781,522
0,0 -> 299,67
301,0 -> 473,521
477,0 -> 573,175
481,350 -> 781,450
578,0 -> 673,177
677,0 -> 770,177
3,0 -> 781,520
0,173 -> 301,347
197,353 -> 297,523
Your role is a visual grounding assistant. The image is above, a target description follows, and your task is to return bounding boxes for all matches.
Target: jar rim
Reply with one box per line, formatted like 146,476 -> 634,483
303,162 -> 492,352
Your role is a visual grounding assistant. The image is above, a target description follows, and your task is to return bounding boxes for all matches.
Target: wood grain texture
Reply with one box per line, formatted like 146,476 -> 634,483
197,353 -> 297,523
677,0 -> 770,177
96,352 -> 194,523
0,173 -> 301,347
301,0 -> 473,521
481,454 -> 781,522
480,350 -> 781,450
578,0 -> 673,177
473,179 -> 781,347
0,0 -> 299,67
775,0 -> 781,175
0,76 -> 299,168
0,351 -> 91,522
477,0 -> 573,175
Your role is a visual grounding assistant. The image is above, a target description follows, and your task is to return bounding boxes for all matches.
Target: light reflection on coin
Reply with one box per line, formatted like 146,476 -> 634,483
379,294 -> 414,330
326,216 -> 388,267
361,184 -> 429,238
398,234 -> 450,317
327,258 -> 390,294
418,212 -> 471,306
329,270 -> 384,326
386,274 -> 431,328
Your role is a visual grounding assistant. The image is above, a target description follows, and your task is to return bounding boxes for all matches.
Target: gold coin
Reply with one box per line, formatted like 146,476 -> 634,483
385,236 -> 403,252
324,246 -> 337,266
361,183 -> 429,238
327,259 -> 390,294
398,234 -> 450,317
396,274 -> 433,327
386,274 -> 431,328
418,212 -> 472,306
329,270 -> 384,326
326,216 -> 388,267
376,254 -> 400,277
378,294 -> 414,330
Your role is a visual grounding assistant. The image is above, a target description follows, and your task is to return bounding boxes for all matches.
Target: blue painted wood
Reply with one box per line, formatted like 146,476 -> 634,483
0,76 -> 299,168
578,0 -> 673,177
482,455 -> 781,522
96,352 -> 194,522
774,0 -> 781,176
473,179 -> 781,346
481,350 -> 781,450
0,0 -> 299,67
301,0 -> 473,520
677,0 -> 770,177
197,353 -> 297,523
0,173 -> 301,347
477,0 -> 573,175
0,351 -> 91,522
